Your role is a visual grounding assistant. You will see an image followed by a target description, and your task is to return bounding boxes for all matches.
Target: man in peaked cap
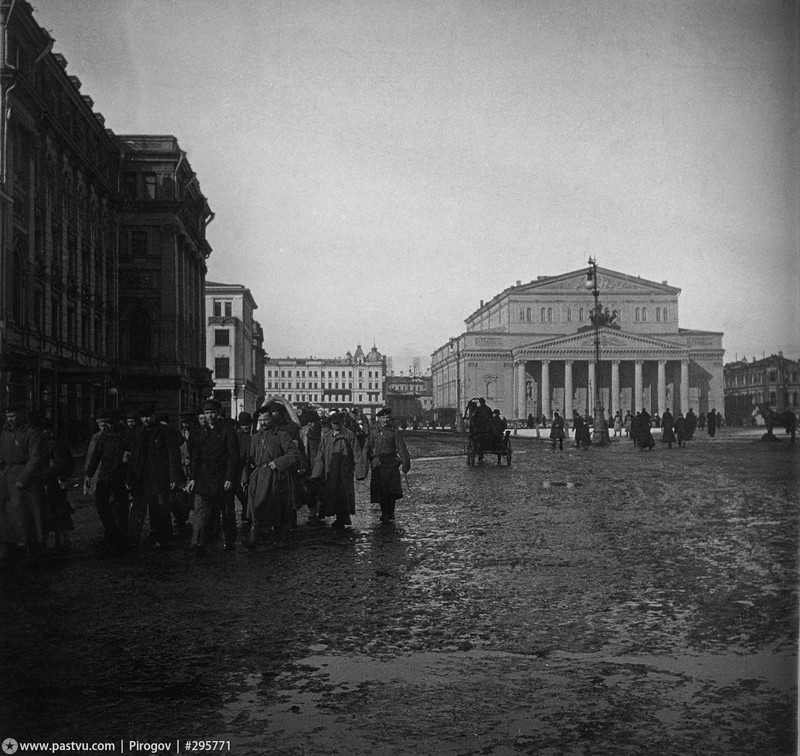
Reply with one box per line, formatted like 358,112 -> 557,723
127,402 -> 182,549
362,407 -> 410,524
186,397 -> 240,551
0,402 -> 45,561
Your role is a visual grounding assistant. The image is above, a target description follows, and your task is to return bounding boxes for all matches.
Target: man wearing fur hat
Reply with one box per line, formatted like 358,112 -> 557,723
242,402 -> 302,547
311,411 -> 365,529
361,407 -> 410,523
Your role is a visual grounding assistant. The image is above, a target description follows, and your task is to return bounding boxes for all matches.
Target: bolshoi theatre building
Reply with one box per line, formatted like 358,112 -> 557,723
431,266 -> 724,423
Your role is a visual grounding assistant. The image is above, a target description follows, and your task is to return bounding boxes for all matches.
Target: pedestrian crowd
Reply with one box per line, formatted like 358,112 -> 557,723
0,399 -> 410,566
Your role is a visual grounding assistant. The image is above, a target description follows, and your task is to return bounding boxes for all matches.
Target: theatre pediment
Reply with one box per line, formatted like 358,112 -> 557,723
516,268 -> 681,295
515,328 -> 686,358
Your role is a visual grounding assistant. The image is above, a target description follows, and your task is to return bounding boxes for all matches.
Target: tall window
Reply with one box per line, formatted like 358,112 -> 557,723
144,173 -> 157,199
213,299 -> 232,317
122,172 -> 137,199
567,307 -> 572,322
656,307 -> 661,322
579,308 -> 584,322
215,357 -> 230,379
547,308 -> 552,322
635,308 -> 640,322
541,308 -> 546,323
642,307 -> 647,322
129,309 -> 152,361
519,308 -> 525,322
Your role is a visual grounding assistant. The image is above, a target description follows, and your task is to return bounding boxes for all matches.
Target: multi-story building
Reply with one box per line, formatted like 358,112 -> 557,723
205,281 -> 265,418
1,2 -> 215,437
116,135 -> 213,417
384,374 -> 433,425
724,353 -> 800,425
264,344 -> 386,418
1,0 -> 122,440
432,266 -> 725,423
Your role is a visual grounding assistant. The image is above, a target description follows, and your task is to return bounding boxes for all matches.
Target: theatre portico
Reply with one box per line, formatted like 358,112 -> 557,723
432,267 -> 724,423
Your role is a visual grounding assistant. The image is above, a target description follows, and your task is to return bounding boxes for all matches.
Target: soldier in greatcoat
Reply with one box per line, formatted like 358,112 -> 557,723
0,403 -> 46,561
361,407 -> 410,523
311,412 -> 365,529
241,402 -> 302,548
186,399 -> 240,551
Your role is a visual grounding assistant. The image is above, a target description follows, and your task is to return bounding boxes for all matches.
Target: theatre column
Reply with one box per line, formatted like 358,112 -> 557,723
516,361 -> 527,420
611,360 -> 620,418
564,360 -> 573,420
657,360 -> 667,415
681,359 -> 690,414
541,360 -> 550,419
588,361 -> 596,412
634,360 -> 643,412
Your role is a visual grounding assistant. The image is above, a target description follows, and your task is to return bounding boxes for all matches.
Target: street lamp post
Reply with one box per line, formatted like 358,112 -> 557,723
584,257 -> 609,444
449,337 -> 463,432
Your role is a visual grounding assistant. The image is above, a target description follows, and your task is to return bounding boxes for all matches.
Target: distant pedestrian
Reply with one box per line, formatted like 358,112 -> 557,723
674,412 -> 687,447
661,408 -> 675,449
614,411 -> 623,437
638,409 -> 655,451
707,408 -> 717,438
549,412 -> 565,451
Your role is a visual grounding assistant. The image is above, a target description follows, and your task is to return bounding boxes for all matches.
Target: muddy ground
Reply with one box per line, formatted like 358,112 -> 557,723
0,428 -> 797,755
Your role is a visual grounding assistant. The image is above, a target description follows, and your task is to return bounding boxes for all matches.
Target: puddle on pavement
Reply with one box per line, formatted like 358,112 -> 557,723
221,642 -> 797,738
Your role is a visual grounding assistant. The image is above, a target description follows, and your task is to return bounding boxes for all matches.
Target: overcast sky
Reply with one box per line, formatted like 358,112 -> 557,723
33,0 -> 799,372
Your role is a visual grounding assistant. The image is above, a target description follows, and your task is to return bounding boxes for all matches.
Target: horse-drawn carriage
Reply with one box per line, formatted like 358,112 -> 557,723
463,398 -> 512,466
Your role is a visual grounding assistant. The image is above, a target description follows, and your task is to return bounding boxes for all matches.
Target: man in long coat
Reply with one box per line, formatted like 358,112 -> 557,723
127,403 -> 183,548
186,399 -> 240,551
0,404 -> 45,561
362,407 -> 410,523
312,412 -> 365,529
241,403 -> 301,547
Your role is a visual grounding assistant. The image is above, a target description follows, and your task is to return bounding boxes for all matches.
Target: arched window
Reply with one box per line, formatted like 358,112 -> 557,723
519,309 -> 525,322
547,308 -> 552,322
129,309 -> 152,362
642,307 -> 647,322
540,308 -> 546,323
635,308 -> 640,322
656,308 -> 661,322
579,308 -> 584,322
567,307 -> 572,322
526,307 -> 531,322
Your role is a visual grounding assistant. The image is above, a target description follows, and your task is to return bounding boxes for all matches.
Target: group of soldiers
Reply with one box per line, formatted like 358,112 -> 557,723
0,398 -> 411,564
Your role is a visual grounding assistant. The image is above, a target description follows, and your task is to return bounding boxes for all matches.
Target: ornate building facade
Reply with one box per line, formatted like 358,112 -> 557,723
1,0 -> 121,439
1,2 -> 214,437
205,281 -> 265,418
116,135 -> 213,416
264,345 -> 386,418
724,353 -> 799,425
432,267 -> 725,422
